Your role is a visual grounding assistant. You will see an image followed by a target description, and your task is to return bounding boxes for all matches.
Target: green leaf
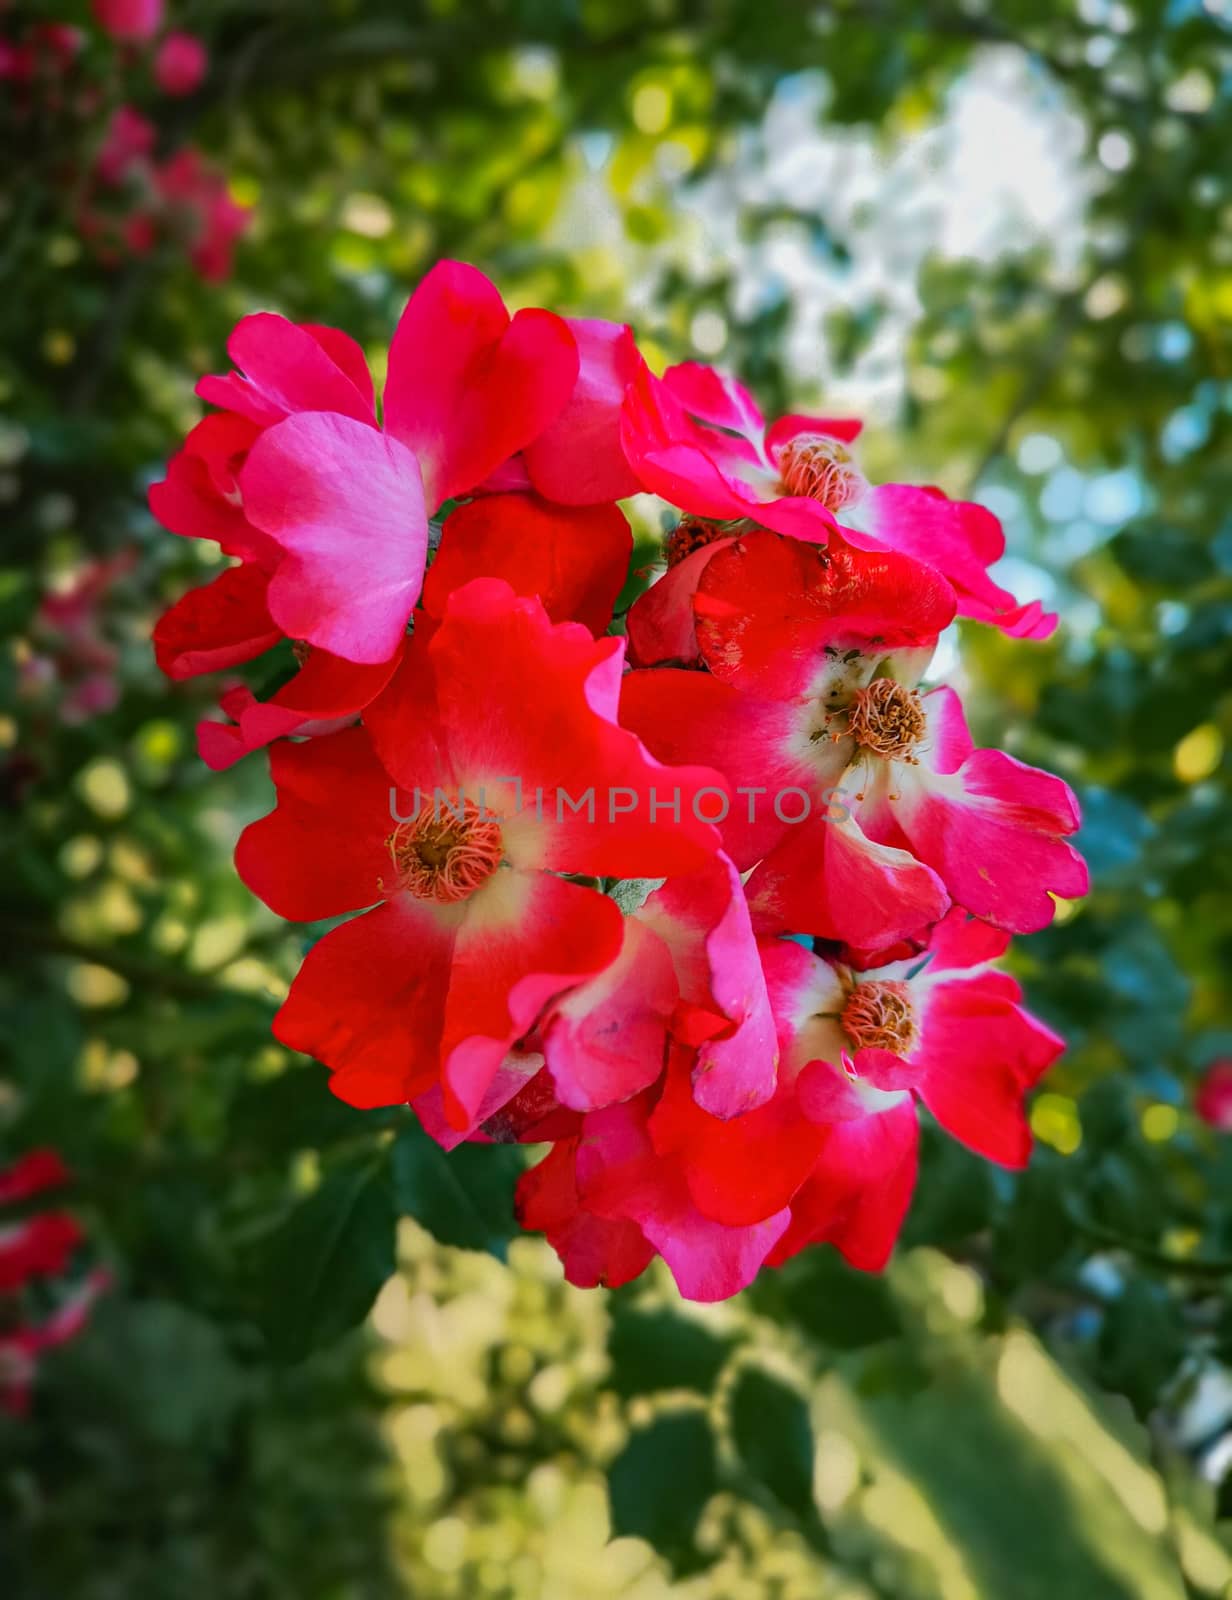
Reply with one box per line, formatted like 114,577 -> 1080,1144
255,1159 -> 396,1363
390,1121 -> 523,1259
728,1367 -> 815,1519
608,1411 -> 717,1572
607,1306 -> 736,1397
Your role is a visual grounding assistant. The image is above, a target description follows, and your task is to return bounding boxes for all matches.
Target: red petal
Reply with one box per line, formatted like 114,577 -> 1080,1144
516,1141 -> 655,1289
152,564 -> 280,680
650,1063 -> 823,1228
746,809 -> 950,949
235,725 -> 394,922
694,530 -> 956,699
440,873 -> 623,1127
383,261 -> 578,505
196,642 -> 404,771
770,1103 -> 918,1272
420,579 -> 725,879
425,492 -> 631,636
274,898 -> 458,1108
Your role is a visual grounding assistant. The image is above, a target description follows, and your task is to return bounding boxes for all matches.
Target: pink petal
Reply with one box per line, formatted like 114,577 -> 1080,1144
542,917 -> 677,1111
414,1050 -> 546,1150
522,318 -> 644,504
910,978 -> 1063,1166
662,361 -> 766,444
440,873 -> 623,1127
859,484 -> 1058,640
890,721 -> 1087,934
640,854 -> 778,1117
626,441 -> 766,522
241,412 -> 429,664
196,313 -> 376,427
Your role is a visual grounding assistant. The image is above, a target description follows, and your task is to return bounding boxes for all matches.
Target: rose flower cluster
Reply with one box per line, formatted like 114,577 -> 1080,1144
150,262 -> 1087,1302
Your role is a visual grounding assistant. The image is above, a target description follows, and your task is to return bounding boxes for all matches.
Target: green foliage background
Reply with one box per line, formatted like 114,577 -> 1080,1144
2,2 -> 1231,1595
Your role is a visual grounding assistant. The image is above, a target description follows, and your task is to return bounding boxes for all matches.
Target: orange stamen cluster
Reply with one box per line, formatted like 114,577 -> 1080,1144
847,678 -> 925,762
840,980 -> 918,1055
387,798 -> 503,903
776,434 -> 864,512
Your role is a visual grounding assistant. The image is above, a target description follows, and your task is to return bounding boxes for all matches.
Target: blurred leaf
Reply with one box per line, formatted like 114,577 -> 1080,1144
1098,1282 -> 1188,1418
1075,787 -> 1155,880
230,1066 -> 373,1157
608,1410 -> 717,1573
902,1131 -> 996,1248
63,1298 -> 248,1449
728,1367 -> 816,1520
773,1249 -> 903,1350
1113,525 -> 1213,587
607,1306 -> 736,1396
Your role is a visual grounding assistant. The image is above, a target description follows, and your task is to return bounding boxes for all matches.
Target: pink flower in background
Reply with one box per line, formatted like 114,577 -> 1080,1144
0,1147 -> 107,1416
91,0 -> 164,43
154,149 -> 252,281
0,1149 -> 72,1206
1196,1061 -> 1232,1132
24,552 -> 134,726
0,23 -> 82,84
153,30 -> 207,96
1,1272 -> 110,1416
94,105 -> 157,186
